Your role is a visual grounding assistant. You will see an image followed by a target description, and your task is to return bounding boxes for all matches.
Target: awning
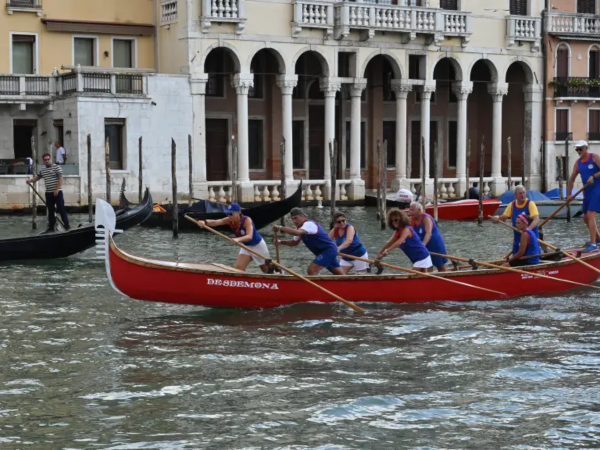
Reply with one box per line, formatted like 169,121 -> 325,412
42,19 -> 154,36
550,34 -> 600,41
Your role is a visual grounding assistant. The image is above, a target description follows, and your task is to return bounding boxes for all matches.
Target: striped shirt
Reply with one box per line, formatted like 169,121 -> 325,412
37,164 -> 63,193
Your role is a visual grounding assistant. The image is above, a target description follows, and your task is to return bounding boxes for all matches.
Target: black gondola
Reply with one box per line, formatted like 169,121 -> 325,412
140,182 -> 303,231
0,189 -> 153,262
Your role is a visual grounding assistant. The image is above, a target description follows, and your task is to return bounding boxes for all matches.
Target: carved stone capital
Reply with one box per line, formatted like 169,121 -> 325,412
452,81 -> 473,101
390,80 -> 412,99
276,75 -> 298,96
349,78 -> 367,97
232,73 -> 254,95
488,83 -> 509,102
420,84 -> 436,101
320,78 -> 342,97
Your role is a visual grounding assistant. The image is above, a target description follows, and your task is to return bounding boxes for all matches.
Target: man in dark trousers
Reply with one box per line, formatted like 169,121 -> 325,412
26,153 -> 70,232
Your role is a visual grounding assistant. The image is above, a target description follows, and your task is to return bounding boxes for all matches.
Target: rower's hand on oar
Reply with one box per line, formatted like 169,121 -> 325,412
26,179 -> 33,185
272,225 -> 282,233
588,176 -> 596,185
491,215 -> 500,223
197,220 -> 206,228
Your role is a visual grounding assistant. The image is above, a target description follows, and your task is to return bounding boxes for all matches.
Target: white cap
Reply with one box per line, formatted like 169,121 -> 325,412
575,140 -> 588,148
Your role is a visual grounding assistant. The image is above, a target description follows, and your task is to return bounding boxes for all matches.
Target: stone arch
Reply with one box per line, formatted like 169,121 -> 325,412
291,46 -> 330,76
467,58 -> 499,82
360,50 -> 403,79
503,57 -> 535,84
201,42 -> 242,73
432,54 -> 464,81
246,45 -> 286,74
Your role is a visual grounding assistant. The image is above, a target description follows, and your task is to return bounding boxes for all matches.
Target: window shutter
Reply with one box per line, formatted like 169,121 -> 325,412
510,0 -> 527,15
578,0 -> 596,14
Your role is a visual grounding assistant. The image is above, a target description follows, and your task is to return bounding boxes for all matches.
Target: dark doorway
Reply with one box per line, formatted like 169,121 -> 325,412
206,118 -> 229,181
309,105 -> 325,179
13,119 -> 36,159
410,121 -> 438,178
557,47 -> 569,79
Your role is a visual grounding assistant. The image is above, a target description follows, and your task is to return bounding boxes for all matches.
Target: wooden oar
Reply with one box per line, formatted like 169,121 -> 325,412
431,252 -> 600,291
539,181 -> 590,229
184,215 -> 365,314
496,219 -> 600,277
28,184 -> 66,230
339,253 -> 506,297
274,229 -> 281,264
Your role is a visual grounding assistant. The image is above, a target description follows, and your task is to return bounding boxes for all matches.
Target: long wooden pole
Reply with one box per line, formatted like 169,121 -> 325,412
431,252 -> 600,291
188,134 -> 193,206
565,134 -> 571,222
329,139 -> 337,228
376,138 -> 381,220
433,139 -> 438,222
478,136 -> 484,225
381,139 -> 387,229
172,138 -> 178,238
274,229 -> 281,264
231,136 -> 238,204
139,136 -> 143,204
421,136 -> 426,210
496,219 -> 600,277
539,182 -> 591,228
31,135 -> 37,230
557,156 -> 564,201
522,138 -> 526,188
465,139 -> 471,198
339,253 -> 506,297
28,184 -> 66,229
87,134 -> 92,222
105,136 -> 111,205
280,137 -> 286,226
185,216 -> 365,313
507,136 -> 512,192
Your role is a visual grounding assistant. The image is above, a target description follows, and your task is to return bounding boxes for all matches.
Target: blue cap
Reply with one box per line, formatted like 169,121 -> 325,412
224,203 -> 242,214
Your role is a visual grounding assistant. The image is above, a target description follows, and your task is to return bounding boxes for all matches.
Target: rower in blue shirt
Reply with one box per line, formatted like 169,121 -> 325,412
328,211 -> 369,274
274,208 -> 344,275
503,214 -> 541,267
408,201 -> 448,271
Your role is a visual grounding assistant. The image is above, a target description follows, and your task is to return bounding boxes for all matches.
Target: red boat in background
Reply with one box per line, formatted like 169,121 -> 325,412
417,199 -> 501,221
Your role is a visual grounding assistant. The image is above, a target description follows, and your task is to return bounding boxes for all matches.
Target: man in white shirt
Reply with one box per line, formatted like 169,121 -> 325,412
55,141 -> 67,165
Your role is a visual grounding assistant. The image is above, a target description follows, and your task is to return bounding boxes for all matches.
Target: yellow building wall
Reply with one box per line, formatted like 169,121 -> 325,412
0,0 -> 155,74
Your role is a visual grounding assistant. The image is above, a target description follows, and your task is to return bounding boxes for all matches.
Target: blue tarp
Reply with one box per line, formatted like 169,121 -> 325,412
499,190 -> 552,205
544,188 -> 584,200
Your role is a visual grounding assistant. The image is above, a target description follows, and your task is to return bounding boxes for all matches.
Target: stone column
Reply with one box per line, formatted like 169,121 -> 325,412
320,78 -> 341,199
420,85 -> 436,194
348,78 -> 367,200
523,84 -> 543,191
190,74 -> 208,199
390,80 -> 412,191
488,83 -> 509,195
232,73 -> 254,202
452,81 -> 473,197
276,75 -> 298,196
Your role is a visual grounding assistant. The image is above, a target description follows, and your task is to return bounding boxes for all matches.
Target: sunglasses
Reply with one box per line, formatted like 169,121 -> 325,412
576,148 -> 584,152
335,219 -> 346,224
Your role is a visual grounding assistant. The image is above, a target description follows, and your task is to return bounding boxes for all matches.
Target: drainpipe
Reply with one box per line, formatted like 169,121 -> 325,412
541,1 -> 548,192
153,0 -> 159,72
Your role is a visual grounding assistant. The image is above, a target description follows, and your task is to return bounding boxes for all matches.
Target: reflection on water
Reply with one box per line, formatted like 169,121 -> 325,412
0,207 -> 600,448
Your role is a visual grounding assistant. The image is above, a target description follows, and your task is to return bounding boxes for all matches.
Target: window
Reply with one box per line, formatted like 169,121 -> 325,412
591,48 -> 600,79
53,120 -> 64,149
448,120 -> 457,167
113,39 -> 134,68
383,121 -> 396,167
557,46 -> 569,79
105,119 -> 125,170
590,110 -> 600,141
13,119 -> 37,159
292,120 -> 304,169
345,121 -> 366,169
578,0 -> 596,14
408,55 -> 424,80
555,109 -> 570,141
440,0 -> 458,10
248,119 -> 264,169
12,34 -> 36,74
74,37 -> 96,66
510,0 -> 527,15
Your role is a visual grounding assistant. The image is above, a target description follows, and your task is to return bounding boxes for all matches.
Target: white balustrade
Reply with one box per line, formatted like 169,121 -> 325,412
160,0 -> 178,24
301,181 -> 325,201
207,181 -> 233,203
201,0 -> 246,33
435,179 -> 458,199
293,0 -> 334,37
507,16 -> 540,50
547,12 -> 600,36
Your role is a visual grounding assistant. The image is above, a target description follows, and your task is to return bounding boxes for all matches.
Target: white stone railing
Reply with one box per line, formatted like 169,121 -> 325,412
469,178 -> 493,197
546,12 -> 600,35
160,0 -> 178,25
506,16 -> 541,51
201,0 -> 246,34
6,0 -> 42,16
207,181 -> 234,203
293,0 -> 334,38
333,4 -> 471,44
436,178 -> 458,199
302,181 -> 325,201
253,181 -> 282,202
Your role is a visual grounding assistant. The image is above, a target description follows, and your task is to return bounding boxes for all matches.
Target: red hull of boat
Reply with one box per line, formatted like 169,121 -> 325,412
108,241 -> 600,309
417,199 -> 501,221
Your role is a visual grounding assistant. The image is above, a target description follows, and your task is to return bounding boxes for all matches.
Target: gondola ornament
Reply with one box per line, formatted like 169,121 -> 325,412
95,199 -> 126,297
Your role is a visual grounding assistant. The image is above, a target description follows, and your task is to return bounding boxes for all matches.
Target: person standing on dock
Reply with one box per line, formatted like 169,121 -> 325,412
567,141 -> 600,253
503,214 -> 541,267
26,153 -> 70,232
376,209 -> 433,273
408,202 -> 448,272
328,211 -> 369,274
273,208 -> 344,276
492,185 -> 540,256
198,203 -> 273,273
55,141 -> 67,165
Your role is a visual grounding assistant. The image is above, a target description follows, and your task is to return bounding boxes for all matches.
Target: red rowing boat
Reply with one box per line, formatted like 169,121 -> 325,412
95,200 -> 600,310
416,199 -> 501,221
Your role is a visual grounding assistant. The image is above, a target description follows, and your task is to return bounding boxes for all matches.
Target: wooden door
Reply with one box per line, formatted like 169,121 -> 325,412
557,47 -> 569,79
206,118 -> 229,181
309,105 -> 325,179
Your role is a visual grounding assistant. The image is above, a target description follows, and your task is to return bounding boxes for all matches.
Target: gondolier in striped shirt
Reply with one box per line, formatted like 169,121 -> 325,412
273,208 -> 345,276
26,153 -> 70,232
198,203 -> 273,273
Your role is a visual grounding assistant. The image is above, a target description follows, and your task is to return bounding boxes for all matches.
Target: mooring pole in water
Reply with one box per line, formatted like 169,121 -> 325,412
188,134 -> 193,206
557,156 -> 564,201
465,139 -> 471,199
172,138 -> 178,238
565,133 -> 571,222
87,134 -> 92,222
105,136 -> 111,205
139,136 -> 143,204
329,139 -> 337,228
433,139 -> 438,223
421,136 -> 426,211
376,138 -> 381,220
280,137 -> 286,226
231,136 -> 238,204
381,139 -> 387,229
31,135 -> 37,230
478,136 -> 485,226
507,136 -> 512,193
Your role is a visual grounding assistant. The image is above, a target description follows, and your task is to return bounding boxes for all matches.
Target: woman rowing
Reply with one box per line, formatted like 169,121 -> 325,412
198,203 -> 272,273
329,211 -> 369,274
408,202 -> 448,271
503,214 -> 541,267
376,209 -> 433,273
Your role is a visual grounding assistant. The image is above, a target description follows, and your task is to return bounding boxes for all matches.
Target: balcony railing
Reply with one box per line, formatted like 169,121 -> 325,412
589,132 -> 600,141
506,15 -> 541,51
555,131 -> 572,141
552,77 -> 600,98
6,0 -> 42,14
24,76 -> 49,95
200,0 -> 246,34
546,12 -> 600,36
